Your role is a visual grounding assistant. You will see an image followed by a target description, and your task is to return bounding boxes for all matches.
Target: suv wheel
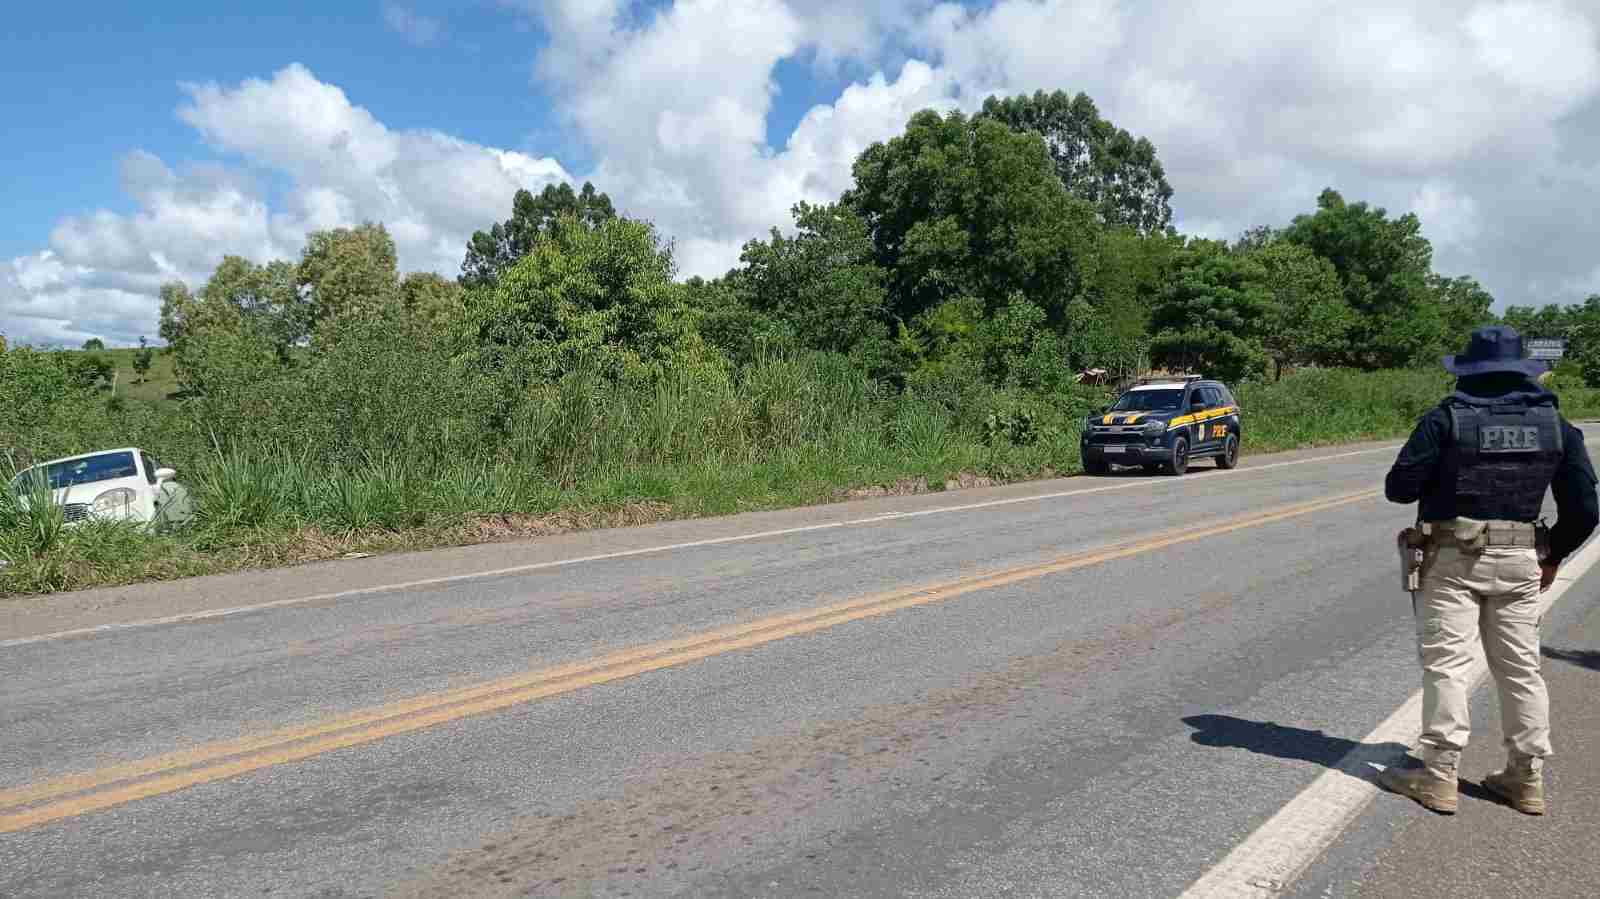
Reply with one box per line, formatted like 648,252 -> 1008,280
1163,436 -> 1190,476
1084,456 -> 1109,475
1216,433 -> 1239,470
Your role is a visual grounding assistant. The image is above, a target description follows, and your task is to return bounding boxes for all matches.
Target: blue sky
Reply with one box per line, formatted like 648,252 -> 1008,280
5,1 -> 1600,346
0,1 -> 870,264
2,2 -> 557,260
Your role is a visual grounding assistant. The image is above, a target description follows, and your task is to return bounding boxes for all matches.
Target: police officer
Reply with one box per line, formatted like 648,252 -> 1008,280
1380,325 -> 1598,815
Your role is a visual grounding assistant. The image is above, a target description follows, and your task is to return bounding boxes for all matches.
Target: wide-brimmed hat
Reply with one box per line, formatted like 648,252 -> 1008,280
1443,325 -> 1549,378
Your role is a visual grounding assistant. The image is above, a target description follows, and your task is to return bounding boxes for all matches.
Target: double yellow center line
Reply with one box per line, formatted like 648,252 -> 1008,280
0,487 -> 1379,833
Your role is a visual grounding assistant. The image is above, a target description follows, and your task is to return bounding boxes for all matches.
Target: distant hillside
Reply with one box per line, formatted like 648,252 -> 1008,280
64,346 -> 181,404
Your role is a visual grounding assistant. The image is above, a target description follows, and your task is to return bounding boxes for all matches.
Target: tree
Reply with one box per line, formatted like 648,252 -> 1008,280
1148,240 -> 1271,382
399,272 -> 467,329
1079,227 -> 1179,374
1281,189 -> 1440,369
1429,274 -> 1495,355
1,345 -> 75,460
158,258 -> 296,399
1231,225 -> 1278,254
208,257 -> 301,343
81,338 -> 106,351
1252,241 -> 1351,379
157,282 -> 198,349
970,294 -> 1075,391
684,275 -> 795,368
1501,296 -> 1600,344
1530,295 -> 1600,385
53,347 -> 116,391
458,215 -> 712,384
159,256 -> 303,359
461,182 -> 616,288
977,90 -> 1174,234
1502,303 -> 1574,340
132,336 -> 155,383
845,109 -> 1102,328
1570,316 -> 1600,387
892,294 -> 1072,393
296,223 -> 400,325
732,202 -> 892,368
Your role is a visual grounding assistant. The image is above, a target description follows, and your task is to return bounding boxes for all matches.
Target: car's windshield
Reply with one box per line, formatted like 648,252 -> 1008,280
11,452 -> 138,495
1111,389 -> 1184,412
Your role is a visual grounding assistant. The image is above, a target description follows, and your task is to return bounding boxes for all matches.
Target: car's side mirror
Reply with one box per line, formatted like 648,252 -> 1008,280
1190,400 -> 1207,411
154,467 -> 177,482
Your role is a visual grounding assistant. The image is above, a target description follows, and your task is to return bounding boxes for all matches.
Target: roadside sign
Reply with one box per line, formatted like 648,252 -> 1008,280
1526,338 -> 1566,361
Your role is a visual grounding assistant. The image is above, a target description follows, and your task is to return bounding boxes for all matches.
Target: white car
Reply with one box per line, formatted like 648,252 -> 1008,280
9,447 -> 195,529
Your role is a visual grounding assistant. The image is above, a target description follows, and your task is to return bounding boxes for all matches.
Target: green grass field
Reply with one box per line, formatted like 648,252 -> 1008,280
94,347 -> 181,403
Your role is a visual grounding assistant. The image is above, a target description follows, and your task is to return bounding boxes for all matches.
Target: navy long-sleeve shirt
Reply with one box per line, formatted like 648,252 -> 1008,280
1385,384 -> 1599,567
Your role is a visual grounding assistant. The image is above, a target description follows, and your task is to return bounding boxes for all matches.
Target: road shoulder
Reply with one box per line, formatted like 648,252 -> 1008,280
1284,566 -> 1600,899
1350,594 -> 1600,898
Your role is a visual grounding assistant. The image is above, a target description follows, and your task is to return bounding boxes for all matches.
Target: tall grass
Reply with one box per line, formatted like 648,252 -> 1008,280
0,473 -> 66,560
1235,368 -> 1450,450
7,361 -> 1587,596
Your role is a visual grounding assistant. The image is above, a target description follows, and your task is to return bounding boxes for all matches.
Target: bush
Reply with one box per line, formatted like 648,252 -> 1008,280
1235,368 -> 1449,450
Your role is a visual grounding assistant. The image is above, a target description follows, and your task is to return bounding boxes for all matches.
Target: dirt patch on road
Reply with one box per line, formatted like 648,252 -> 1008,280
463,502 -> 675,542
390,591 -> 1243,899
833,470 -> 1005,502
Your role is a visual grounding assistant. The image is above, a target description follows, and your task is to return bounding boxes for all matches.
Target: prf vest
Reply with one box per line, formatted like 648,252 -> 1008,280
1443,392 -> 1564,523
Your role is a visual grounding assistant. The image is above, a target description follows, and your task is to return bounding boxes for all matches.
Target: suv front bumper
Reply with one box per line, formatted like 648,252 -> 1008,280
1082,441 -> 1169,464
1081,427 -> 1172,464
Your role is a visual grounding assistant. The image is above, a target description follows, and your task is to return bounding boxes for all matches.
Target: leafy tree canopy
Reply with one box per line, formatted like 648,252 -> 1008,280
459,215 -> 715,384
978,90 -> 1175,234
1281,189 -> 1438,368
730,202 -> 892,371
845,109 -> 1102,328
461,182 -> 616,288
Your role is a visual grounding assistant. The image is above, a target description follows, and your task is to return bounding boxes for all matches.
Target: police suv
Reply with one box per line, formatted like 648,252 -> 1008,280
1080,375 -> 1241,476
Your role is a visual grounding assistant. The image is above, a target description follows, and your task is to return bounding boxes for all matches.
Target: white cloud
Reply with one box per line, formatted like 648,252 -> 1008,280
544,1 -> 959,276
530,0 -> 1598,287
171,65 -> 573,265
7,0 -> 1600,347
3,252 -> 158,347
918,0 -> 1126,99
904,0 -> 1600,299
5,64 -> 570,346
1411,181 -> 1481,248
384,4 -> 444,47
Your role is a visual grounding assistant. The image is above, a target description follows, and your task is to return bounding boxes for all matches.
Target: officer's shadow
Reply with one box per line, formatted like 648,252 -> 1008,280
1182,714 -> 1411,785
1543,646 -> 1600,672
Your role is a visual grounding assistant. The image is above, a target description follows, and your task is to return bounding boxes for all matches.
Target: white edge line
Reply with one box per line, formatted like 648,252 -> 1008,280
1,445 -> 1399,650
1178,529 -> 1600,898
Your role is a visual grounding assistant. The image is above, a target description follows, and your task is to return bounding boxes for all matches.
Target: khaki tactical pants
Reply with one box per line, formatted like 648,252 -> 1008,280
1415,544 -> 1550,758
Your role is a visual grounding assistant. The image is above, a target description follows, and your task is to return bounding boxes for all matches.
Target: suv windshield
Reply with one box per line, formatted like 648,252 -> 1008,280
1111,389 -> 1184,412
11,452 -> 138,495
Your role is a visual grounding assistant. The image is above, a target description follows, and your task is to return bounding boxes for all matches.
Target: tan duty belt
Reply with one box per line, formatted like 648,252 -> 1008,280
1422,518 -> 1538,550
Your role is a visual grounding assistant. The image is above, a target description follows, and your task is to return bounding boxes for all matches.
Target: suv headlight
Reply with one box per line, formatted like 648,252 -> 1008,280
1142,420 -> 1167,437
92,487 -> 138,518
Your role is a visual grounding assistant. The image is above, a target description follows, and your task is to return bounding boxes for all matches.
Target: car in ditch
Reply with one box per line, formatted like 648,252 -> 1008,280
1079,375 -> 1241,476
8,447 -> 195,529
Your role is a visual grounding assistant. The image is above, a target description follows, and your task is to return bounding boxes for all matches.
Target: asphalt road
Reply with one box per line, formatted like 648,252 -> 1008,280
3,436 -> 1598,898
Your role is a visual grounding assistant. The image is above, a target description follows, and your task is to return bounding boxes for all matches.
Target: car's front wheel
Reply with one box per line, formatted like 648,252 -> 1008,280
1083,455 -> 1109,475
1163,436 -> 1190,476
1216,433 -> 1239,469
